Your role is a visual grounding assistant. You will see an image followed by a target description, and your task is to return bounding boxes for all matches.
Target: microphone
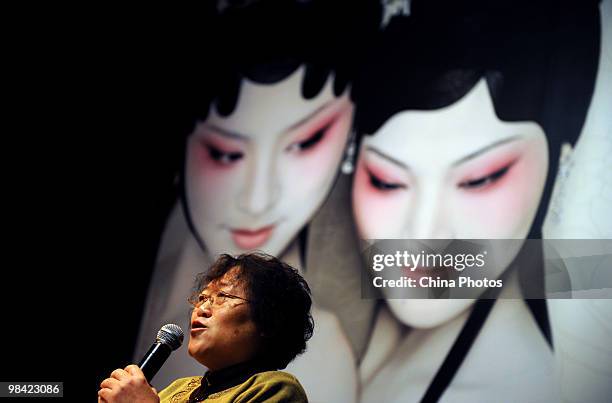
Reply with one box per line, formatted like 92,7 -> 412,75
138,324 -> 184,381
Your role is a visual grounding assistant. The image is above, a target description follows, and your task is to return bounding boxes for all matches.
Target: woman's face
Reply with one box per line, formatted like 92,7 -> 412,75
186,67 -> 353,258
352,79 -> 549,327
189,267 -> 259,370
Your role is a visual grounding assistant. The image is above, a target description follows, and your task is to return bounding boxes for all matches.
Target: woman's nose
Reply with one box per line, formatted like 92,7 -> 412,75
409,186 -> 453,239
238,153 -> 280,216
197,304 -> 212,318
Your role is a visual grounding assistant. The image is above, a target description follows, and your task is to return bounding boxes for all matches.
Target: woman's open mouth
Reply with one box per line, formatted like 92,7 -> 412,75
190,321 -> 208,335
231,225 -> 275,249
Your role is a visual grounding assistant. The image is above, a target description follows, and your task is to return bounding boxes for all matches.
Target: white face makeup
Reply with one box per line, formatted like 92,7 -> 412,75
186,66 -> 353,258
352,79 -> 549,327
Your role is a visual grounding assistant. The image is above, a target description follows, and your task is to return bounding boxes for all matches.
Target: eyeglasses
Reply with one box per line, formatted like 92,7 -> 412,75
188,290 -> 251,308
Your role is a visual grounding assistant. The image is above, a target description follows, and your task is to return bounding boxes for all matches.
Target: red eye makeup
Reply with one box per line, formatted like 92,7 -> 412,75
458,160 -> 516,190
285,102 -> 349,155
366,168 -> 407,191
194,129 -> 246,168
203,142 -> 244,165
360,150 -> 410,193
286,125 -> 328,153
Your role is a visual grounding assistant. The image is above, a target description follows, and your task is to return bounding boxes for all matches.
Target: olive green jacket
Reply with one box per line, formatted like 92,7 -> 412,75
158,371 -> 307,403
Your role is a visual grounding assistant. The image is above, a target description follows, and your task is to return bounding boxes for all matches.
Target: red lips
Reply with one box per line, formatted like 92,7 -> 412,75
402,266 -> 449,282
231,225 -> 275,249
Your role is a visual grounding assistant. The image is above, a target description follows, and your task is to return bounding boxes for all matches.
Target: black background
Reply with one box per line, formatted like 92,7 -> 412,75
2,7 -> 187,399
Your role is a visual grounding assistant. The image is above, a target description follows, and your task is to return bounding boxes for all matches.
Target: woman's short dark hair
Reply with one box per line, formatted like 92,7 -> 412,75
191,252 -> 314,369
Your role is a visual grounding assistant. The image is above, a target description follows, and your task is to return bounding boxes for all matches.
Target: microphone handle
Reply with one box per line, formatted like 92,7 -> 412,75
139,342 -> 172,381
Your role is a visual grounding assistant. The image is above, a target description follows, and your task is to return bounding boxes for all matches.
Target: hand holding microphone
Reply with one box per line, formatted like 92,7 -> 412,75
98,365 -> 158,403
98,324 -> 184,403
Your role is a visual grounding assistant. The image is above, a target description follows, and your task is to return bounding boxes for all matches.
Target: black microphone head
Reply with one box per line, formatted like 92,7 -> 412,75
156,324 -> 184,351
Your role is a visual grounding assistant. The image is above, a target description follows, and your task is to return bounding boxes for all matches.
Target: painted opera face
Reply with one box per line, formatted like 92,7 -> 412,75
186,67 -> 353,258
352,79 -> 549,327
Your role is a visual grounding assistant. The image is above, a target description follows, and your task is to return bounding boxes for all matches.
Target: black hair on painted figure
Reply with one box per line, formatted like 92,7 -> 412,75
184,0 -> 381,121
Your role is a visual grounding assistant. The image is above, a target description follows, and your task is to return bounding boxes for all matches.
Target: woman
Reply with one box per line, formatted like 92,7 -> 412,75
135,1 -> 381,400
351,1 -> 608,401
99,253 -> 312,402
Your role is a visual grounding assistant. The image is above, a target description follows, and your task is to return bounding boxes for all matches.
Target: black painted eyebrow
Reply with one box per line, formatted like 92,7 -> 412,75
283,100 -> 335,133
200,99 -> 336,143
365,135 -> 522,171
364,146 -> 411,171
451,136 -> 521,167
201,124 -> 250,141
